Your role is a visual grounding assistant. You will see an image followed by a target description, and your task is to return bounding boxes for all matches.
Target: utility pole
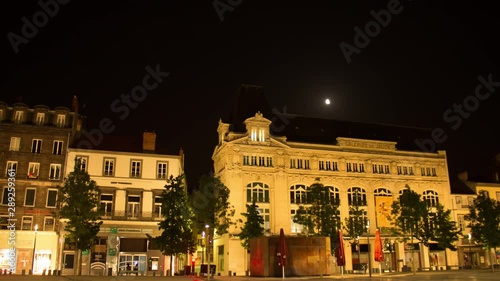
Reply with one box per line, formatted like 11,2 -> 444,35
367,220 -> 371,277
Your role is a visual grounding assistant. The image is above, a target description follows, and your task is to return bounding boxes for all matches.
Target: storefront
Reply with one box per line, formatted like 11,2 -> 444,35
428,243 -> 446,270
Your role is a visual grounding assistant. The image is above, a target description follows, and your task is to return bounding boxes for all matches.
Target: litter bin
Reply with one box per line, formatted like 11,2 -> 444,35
184,265 -> 191,276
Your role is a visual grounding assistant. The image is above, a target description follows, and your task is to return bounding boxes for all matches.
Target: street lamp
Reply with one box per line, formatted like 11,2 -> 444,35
205,224 -> 211,279
366,220 -> 371,277
201,231 -> 205,266
468,233 -> 472,268
31,224 -> 38,275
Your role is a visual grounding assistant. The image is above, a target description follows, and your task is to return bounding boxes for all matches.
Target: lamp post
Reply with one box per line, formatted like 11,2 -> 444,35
205,224 -> 211,280
201,231 -> 205,266
468,233 -> 472,268
31,224 -> 38,275
366,220 -> 371,277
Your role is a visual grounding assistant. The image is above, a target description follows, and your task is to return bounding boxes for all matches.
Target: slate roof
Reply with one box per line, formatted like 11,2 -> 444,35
223,84 -> 437,152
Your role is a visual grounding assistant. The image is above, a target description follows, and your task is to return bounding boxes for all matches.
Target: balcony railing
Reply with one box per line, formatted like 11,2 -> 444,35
100,211 -> 161,221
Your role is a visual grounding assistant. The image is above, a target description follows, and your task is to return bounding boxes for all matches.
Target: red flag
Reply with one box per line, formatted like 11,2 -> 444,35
374,229 -> 384,262
334,230 -> 346,266
277,228 -> 288,266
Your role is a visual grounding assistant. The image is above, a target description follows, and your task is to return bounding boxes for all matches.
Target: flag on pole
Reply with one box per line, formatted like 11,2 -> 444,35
334,230 -> 346,266
374,229 -> 384,262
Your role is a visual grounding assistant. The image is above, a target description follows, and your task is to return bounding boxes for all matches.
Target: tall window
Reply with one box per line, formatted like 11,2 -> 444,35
22,216 -> 33,230
76,156 -> 88,172
9,137 -> 20,151
56,114 -> 66,127
31,139 -> 42,153
423,190 -> 439,207
103,158 -> 115,176
28,162 -> 40,178
43,216 -> 54,231
127,195 -> 141,218
157,162 -> 168,179
457,214 -> 465,232
327,186 -> 340,205
348,187 -> 367,206
1,187 -> 9,205
49,164 -> 62,180
100,194 -> 113,217
35,112 -> 45,125
46,189 -> 58,207
154,196 -> 162,218
258,208 -> 270,231
131,160 -> 142,178
5,161 -> 18,176
24,188 -> 36,207
374,188 -> 392,197
290,184 -> 308,204
246,182 -> 269,203
291,209 -> 304,234
52,140 -> 63,155
14,110 -> 24,123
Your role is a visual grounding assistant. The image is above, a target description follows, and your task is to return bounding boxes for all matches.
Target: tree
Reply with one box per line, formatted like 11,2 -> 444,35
57,158 -> 102,275
390,185 -> 427,244
343,194 -> 367,263
293,179 -> 341,248
239,199 -> 265,250
238,199 -> 264,274
465,190 -> 500,272
432,203 -> 461,268
147,174 -> 197,276
192,172 -> 235,236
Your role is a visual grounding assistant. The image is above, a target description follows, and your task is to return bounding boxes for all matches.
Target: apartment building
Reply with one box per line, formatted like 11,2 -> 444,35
0,98 -> 82,274
61,131 -> 185,276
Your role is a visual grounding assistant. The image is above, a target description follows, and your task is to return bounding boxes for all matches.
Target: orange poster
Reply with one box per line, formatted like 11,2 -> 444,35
375,196 -> 393,228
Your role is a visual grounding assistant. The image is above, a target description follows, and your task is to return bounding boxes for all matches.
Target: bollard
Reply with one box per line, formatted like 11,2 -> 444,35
22,269 -> 26,275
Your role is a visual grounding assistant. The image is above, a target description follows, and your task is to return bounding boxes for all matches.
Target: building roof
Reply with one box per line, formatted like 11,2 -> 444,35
449,177 -> 476,195
71,134 -> 177,155
223,84 -> 437,152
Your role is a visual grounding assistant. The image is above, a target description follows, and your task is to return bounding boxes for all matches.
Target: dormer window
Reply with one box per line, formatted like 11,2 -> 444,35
36,112 -> 45,125
14,111 -> 24,124
250,128 -> 266,142
245,112 -> 271,143
56,114 -> 66,127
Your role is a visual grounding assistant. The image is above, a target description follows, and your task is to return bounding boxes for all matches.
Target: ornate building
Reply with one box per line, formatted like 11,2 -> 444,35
0,97 -> 83,274
211,85 -> 456,275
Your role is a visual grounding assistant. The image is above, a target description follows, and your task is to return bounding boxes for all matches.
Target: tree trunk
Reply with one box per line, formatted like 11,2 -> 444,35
444,249 -> 448,269
170,254 -> 174,276
489,245 -> 494,272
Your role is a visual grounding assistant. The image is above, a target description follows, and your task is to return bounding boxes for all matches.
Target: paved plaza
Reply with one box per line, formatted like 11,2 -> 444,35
0,270 -> 498,281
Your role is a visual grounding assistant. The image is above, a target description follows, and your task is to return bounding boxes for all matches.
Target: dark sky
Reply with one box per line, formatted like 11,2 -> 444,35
1,1 -> 499,188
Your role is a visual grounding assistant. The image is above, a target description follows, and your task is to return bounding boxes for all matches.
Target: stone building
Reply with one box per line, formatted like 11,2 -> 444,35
0,97 -> 83,274
61,131 -> 185,276
211,85 -> 457,275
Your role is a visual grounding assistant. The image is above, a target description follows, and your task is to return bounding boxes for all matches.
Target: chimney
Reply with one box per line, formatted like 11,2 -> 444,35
143,131 -> 156,152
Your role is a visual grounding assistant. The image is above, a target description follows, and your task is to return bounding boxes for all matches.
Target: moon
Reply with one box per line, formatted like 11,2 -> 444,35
325,98 -> 331,105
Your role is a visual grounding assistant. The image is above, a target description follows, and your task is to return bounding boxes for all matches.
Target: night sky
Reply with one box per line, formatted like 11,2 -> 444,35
1,1 -> 499,189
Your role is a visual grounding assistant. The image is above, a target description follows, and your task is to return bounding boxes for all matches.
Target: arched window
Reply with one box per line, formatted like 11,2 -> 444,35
374,188 -> 392,197
326,186 -> 340,205
423,190 -> 439,207
290,184 -> 308,204
348,187 -> 367,206
246,182 -> 269,203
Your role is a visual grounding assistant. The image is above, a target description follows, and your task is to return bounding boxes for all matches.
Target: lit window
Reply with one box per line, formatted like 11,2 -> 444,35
22,216 -> 33,230
14,111 -> 24,124
56,114 -> 66,127
28,162 -> 40,178
9,137 -> 21,151
35,112 -> 45,125
100,194 -> 113,217
127,195 -> 141,218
